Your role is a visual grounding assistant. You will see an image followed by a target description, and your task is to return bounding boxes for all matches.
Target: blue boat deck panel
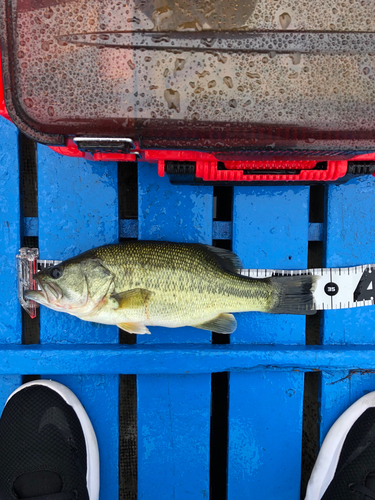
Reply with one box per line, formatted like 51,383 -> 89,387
37,146 -> 120,500
0,120 -> 22,406
1,113 -> 375,499
137,163 -> 212,498
228,186 -> 309,499
320,178 -> 375,444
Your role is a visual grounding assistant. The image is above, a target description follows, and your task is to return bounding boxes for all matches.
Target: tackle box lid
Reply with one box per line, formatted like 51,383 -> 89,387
1,0 -> 375,155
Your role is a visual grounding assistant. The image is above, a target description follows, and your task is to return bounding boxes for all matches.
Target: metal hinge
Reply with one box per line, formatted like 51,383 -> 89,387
73,137 -> 138,155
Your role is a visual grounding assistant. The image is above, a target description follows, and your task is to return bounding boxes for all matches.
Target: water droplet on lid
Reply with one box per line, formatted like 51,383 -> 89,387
41,41 -> 51,51
175,59 -> 186,71
223,76 -> 233,88
44,7 -> 54,19
24,98 -> 33,108
17,51 -> 25,59
363,67 -> 371,75
215,53 -> 227,64
128,60 -> 135,70
197,70 -> 210,78
279,12 -> 291,29
164,88 -> 180,112
47,106 -> 54,116
229,99 -> 237,108
208,80 -> 216,88
246,72 -> 261,79
290,53 -> 301,65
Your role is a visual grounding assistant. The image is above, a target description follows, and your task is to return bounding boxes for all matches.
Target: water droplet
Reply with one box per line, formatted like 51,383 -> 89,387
175,59 -> 186,72
164,88 -> 180,112
208,80 -> 216,88
197,70 -> 210,78
229,99 -> 237,108
127,60 -> 135,70
24,98 -> 33,108
17,51 -> 25,59
246,72 -> 261,79
177,20 -> 202,32
152,6 -> 173,30
279,12 -> 291,29
41,41 -> 51,51
290,53 -> 301,65
223,76 -> 233,88
288,71 -> 299,79
215,53 -> 228,64
44,7 -> 54,19
47,106 -> 54,116
363,67 -> 371,75
243,100 -> 251,107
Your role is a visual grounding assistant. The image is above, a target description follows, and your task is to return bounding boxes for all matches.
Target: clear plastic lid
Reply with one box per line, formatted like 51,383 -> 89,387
1,0 -> 375,152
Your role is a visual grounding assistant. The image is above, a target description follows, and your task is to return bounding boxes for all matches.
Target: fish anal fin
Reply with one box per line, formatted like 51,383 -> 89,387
110,288 -> 152,310
194,313 -> 237,334
117,322 -> 151,334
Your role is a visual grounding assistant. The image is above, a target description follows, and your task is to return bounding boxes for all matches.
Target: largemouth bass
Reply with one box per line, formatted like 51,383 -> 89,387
26,241 -> 317,334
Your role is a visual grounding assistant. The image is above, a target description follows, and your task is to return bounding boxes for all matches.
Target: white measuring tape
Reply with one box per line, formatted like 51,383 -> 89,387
17,248 -> 375,316
240,265 -> 375,311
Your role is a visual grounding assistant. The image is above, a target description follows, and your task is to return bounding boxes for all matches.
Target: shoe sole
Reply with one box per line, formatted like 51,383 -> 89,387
6,379 -> 100,500
305,390 -> 375,500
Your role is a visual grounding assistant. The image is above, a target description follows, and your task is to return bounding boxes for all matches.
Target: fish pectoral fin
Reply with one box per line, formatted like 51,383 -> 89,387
110,288 -> 152,310
117,322 -> 151,335
194,313 -> 237,334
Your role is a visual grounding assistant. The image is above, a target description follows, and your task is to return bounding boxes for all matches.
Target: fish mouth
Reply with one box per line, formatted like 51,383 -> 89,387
25,278 -> 63,305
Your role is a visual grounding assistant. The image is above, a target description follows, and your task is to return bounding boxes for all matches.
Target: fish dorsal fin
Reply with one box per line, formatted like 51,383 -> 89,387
194,313 -> 237,334
117,322 -> 151,334
202,245 -> 242,273
110,288 -> 152,310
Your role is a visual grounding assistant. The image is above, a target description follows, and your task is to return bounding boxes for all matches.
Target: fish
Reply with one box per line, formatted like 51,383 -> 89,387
25,241 -> 317,334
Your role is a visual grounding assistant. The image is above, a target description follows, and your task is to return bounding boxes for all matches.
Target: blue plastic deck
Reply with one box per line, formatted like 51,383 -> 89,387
137,162 -> 211,499
320,177 -> 375,443
37,145 -> 119,500
228,186 -> 309,499
0,118 -> 22,410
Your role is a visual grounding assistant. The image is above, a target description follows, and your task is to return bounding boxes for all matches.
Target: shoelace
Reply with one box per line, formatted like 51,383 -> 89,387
20,492 -> 77,500
349,483 -> 375,499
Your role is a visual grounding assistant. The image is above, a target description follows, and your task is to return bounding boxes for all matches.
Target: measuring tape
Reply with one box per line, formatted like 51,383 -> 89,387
240,265 -> 375,311
17,248 -> 375,317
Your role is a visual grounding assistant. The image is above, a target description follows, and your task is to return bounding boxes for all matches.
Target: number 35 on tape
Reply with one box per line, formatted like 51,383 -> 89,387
241,265 -> 375,311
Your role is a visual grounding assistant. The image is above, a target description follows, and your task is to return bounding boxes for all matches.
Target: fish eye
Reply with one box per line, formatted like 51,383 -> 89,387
49,266 -> 63,279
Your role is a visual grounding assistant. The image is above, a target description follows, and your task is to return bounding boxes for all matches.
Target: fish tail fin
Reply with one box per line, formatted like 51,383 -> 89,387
267,274 -> 318,315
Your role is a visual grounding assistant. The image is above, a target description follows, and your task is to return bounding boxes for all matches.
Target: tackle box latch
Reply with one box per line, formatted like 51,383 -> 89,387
73,137 -> 137,155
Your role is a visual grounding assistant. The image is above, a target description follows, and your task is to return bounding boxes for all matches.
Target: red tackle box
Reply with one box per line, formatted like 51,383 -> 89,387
1,0 -> 375,183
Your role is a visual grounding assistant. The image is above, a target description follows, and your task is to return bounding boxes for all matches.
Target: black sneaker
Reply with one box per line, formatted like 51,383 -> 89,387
0,380 -> 99,500
305,392 -> 375,499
